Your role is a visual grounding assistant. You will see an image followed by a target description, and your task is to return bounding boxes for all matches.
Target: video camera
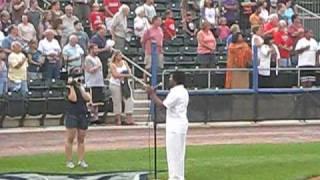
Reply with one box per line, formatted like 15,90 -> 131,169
67,67 -> 84,86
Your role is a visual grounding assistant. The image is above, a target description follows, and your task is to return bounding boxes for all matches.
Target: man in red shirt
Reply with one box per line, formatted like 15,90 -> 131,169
163,10 -> 176,40
104,0 -> 121,30
263,14 -> 279,36
273,20 -> 293,67
89,3 -> 105,32
288,14 -> 304,46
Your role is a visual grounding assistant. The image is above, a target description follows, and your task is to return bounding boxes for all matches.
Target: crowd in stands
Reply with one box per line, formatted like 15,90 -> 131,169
0,0 -> 319,99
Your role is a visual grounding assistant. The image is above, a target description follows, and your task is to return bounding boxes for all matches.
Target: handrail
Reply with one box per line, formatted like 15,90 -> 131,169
296,5 -> 320,18
112,48 -> 151,77
111,48 -> 150,88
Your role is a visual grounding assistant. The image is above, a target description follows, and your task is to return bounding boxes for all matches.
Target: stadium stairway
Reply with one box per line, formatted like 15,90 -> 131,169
105,89 -> 151,124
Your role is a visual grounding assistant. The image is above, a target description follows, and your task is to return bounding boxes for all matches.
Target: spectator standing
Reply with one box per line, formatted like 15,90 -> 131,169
258,36 -> 280,87
89,3 -> 105,33
197,21 -> 216,68
263,14 -> 279,36
50,1 -> 63,24
39,10 -> 53,39
225,32 -> 252,89
73,0 -> 91,25
223,0 -> 239,26
90,25 -> 112,78
295,30 -> 319,88
18,15 -> 37,43
0,11 -> 12,36
276,3 -> 287,21
181,0 -> 199,22
141,16 -> 164,81
109,50 -> 134,125
251,25 -> 264,61
163,10 -> 176,41
288,14 -> 304,46
239,0 -> 256,30
284,0 -> 295,24
111,4 -> 130,50
143,0 -> 157,23
249,3 -> 263,28
2,25 -> 22,54
218,17 -> 230,41
11,0 -> 25,24
0,0 -> 7,11
63,35 -> 84,72
72,21 -> 90,55
60,5 -> 79,46
259,0 -> 269,23
202,0 -> 218,26
8,41 -> 28,94
104,0 -> 121,31
26,0 -> 42,36
134,6 -> 150,40
38,29 -> 61,79
84,44 -> 105,123
182,11 -> 198,38
0,30 -> 4,47
273,20 -> 293,67
0,49 -> 7,96
27,40 -> 44,80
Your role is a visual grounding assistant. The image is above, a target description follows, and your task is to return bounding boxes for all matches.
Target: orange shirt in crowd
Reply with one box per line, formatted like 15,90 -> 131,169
249,13 -> 262,27
197,30 -> 216,54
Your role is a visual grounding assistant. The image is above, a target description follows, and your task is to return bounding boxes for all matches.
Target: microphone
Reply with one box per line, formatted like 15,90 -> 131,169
152,82 -> 163,89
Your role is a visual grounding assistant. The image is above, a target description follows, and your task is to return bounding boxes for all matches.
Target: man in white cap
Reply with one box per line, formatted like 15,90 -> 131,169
63,35 -> 84,72
8,41 -> 28,94
38,29 -> 61,79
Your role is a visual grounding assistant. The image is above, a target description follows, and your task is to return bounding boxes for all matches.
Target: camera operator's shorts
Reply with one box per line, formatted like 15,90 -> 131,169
64,113 -> 89,130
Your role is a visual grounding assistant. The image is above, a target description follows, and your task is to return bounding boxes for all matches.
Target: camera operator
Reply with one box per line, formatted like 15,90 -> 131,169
64,67 -> 91,169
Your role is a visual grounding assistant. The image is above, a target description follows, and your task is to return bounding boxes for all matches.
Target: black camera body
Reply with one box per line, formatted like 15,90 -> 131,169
68,68 -> 84,86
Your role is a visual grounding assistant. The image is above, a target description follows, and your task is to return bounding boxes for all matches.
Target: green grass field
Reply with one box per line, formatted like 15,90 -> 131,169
1,143 -> 320,180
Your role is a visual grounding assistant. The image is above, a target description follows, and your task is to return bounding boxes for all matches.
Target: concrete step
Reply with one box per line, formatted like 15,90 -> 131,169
133,89 -> 148,100
105,113 -> 150,122
133,100 -> 150,108
133,107 -> 150,115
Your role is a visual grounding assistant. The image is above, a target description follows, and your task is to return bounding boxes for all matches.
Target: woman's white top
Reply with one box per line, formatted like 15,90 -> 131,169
259,44 -> 280,76
109,62 -> 128,86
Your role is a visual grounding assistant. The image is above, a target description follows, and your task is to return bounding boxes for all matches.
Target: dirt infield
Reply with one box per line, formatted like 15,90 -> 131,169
1,123 -> 320,157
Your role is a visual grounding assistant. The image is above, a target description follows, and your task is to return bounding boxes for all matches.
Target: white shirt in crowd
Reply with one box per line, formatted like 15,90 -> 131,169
259,8 -> 269,23
251,34 -> 264,58
0,31 -> 4,47
134,16 -> 150,37
259,44 -> 280,76
295,37 -> 318,67
18,23 -> 36,42
204,7 -> 216,25
143,3 -> 156,22
163,85 -> 189,134
38,38 -> 61,62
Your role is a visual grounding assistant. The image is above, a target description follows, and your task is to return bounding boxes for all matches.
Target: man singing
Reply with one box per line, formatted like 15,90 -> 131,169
146,71 -> 189,180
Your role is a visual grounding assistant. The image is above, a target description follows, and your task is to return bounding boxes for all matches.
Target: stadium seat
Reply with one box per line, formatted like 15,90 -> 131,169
46,90 -> 66,116
164,46 -> 181,57
26,91 -> 47,117
184,37 -> 198,47
164,36 -> 184,47
5,92 -> 26,125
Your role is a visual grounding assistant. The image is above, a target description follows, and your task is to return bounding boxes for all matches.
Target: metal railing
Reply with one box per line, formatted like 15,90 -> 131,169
112,48 -> 150,88
296,4 -> 320,40
296,0 -> 320,15
161,67 -> 320,90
